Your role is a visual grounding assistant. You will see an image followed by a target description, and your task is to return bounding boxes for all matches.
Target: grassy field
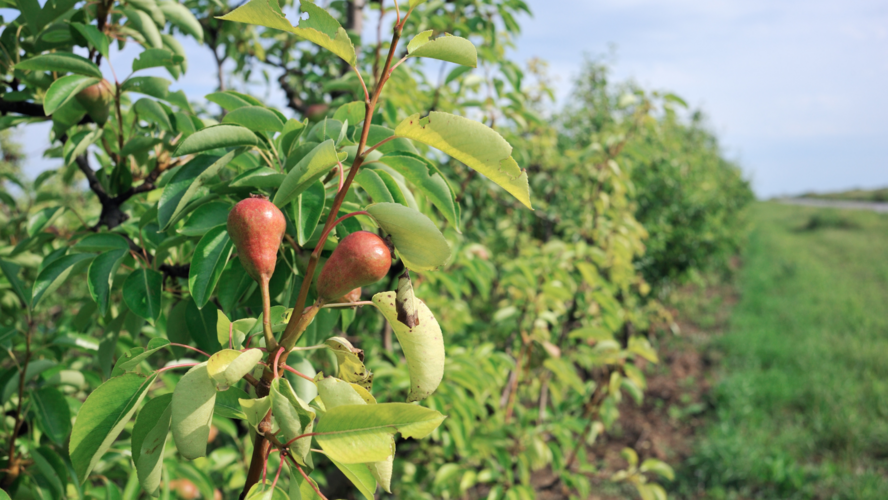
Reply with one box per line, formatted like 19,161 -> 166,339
676,202 -> 888,499
800,187 -> 888,203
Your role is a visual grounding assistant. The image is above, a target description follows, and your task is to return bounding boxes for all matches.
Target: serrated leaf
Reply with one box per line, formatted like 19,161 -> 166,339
315,403 -> 445,464
32,253 -> 94,308
377,152 -> 460,230
207,348 -> 263,389
171,363 -> 216,459
123,268 -> 163,321
16,52 -> 102,77
132,394 -> 172,496
222,106 -> 284,132
157,151 -> 236,230
188,225 -> 233,308
372,291 -> 444,401
219,0 -> 356,66
175,124 -> 259,156
407,31 -> 477,67
366,202 -> 450,271
69,373 -> 156,482
88,248 -> 127,316
394,112 -> 532,209
273,139 -> 343,207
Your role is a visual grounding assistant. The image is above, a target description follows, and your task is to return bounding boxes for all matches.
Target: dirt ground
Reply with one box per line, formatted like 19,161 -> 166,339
531,277 -> 739,499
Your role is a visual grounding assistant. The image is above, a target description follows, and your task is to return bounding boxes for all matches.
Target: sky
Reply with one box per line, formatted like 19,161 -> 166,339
6,0 -> 888,198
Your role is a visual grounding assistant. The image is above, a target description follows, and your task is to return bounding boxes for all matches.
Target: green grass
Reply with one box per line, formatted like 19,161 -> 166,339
801,187 -> 888,203
676,202 -> 888,499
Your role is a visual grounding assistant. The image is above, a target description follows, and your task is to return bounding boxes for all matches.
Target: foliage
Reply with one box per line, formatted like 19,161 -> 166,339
0,1 -> 752,499
675,204 -> 888,499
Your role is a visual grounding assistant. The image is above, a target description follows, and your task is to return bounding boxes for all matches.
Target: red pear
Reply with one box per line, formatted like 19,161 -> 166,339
317,231 -> 391,301
75,79 -> 114,125
227,195 -> 286,283
335,287 -> 362,303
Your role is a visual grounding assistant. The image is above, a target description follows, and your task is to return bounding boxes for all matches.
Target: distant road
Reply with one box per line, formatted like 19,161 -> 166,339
776,198 -> 888,213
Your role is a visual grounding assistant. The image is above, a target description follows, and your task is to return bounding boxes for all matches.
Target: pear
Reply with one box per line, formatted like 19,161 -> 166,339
227,195 -> 286,349
317,231 -> 391,301
75,79 -> 114,125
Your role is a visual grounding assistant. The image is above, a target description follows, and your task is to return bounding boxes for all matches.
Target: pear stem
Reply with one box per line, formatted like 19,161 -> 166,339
260,276 -> 279,352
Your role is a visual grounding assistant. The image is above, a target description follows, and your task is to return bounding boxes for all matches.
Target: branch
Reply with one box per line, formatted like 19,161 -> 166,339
0,99 -> 46,117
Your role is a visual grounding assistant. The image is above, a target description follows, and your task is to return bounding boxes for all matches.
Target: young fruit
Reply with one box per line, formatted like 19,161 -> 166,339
317,231 -> 391,301
227,195 -> 286,349
75,79 -> 114,125
169,479 -> 199,500
227,195 -> 286,283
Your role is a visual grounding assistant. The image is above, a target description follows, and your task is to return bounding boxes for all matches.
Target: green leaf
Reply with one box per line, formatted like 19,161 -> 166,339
121,136 -> 163,157
355,169 -> 394,203
222,106 -> 284,132
71,22 -> 111,60
132,394 -> 172,496
366,203 -> 450,271
73,233 -> 129,252
125,8 -> 163,48
295,180 -> 325,245
158,1 -> 204,39
123,268 -> 163,321
171,363 -> 217,459
394,112 -> 532,209
640,458 -> 675,481
132,48 -> 183,72
289,467 -> 323,500
229,166 -> 286,189
63,128 -> 103,166
32,253 -> 94,309
270,378 -> 316,465
175,125 -> 259,156
239,395 -> 271,431
134,98 -> 172,131
88,248 -> 127,316
409,0 -> 428,7
186,298 -> 223,354
315,403 -> 445,463
372,291 -> 444,401
16,52 -> 102,78
111,338 -> 171,376
280,118 -> 307,156
28,206 -> 65,236
245,483 -> 289,500
332,101 -> 366,125
32,386 -> 72,446
378,152 -> 460,230
214,385 -> 249,420
188,225 -> 233,309
407,31 -> 477,68
31,446 -> 67,499
206,348 -> 263,389
121,77 -> 191,110
157,151 -> 236,230
0,259 -> 30,308
330,458 -> 377,500
219,0 -> 356,66
179,201 -> 231,236
273,139 -> 344,207
206,91 -> 253,111
69,373 -> 156,482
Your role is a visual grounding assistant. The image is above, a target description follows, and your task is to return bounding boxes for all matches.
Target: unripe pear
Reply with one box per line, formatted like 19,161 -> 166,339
227,195 -> 286,283
169,479 -> 199,500
317,231 -> 391,301
75,78 -> 114,125
305,103 -> 329,122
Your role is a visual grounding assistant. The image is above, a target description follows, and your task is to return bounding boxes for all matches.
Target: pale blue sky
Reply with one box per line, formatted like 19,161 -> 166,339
7,0 -> 888,197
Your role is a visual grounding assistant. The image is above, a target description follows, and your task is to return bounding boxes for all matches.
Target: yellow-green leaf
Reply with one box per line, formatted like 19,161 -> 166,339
219,0 -> 356,66
372,291 -> 444,402
394,112 -> 532,209
171,363 -> 216,459
207,348 -> 263,389
407,31 -> 477,68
